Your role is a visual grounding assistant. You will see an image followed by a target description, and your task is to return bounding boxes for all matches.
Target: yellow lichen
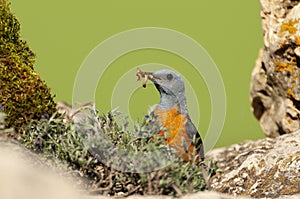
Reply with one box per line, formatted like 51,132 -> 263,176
280,40 -> 287,47
275,61 -> 295,73
287,88 -> 295,98
295,36 -> 300,45
280,19 -> 300,37
287,80 -> 296,98
290,57 -> 297,65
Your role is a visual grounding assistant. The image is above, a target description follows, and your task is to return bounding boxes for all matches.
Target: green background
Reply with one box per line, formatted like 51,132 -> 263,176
11,1 -> 264,148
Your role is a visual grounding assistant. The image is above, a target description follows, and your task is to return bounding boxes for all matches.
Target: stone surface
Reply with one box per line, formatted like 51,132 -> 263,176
208,130 -> 300,198
250,0 -> 300,137
0,138 -> 82,199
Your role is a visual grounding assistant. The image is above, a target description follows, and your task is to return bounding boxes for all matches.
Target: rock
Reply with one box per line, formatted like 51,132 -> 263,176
56,101 -> 94,123
180,192 -> 250,199
250,0 -> 300,137
208,130 -> 300,198
0,138 -> 83,199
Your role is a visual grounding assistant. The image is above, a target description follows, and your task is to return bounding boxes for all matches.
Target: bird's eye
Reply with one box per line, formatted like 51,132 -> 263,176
167,74 -> 173,80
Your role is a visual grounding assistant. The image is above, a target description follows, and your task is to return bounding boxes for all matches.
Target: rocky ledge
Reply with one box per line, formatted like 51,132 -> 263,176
209,130 -> 300,198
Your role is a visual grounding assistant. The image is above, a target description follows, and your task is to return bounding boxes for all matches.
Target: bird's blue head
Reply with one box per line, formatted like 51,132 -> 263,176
147,69 -> 188,114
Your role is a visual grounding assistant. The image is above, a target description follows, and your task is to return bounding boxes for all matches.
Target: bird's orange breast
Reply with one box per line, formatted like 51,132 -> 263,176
154,105 -> 198,161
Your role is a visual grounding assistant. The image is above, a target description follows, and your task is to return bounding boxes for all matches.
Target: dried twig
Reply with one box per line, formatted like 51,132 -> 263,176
123,185 -> 142,197
90,171 -> 114,194
147,173 -> 153,194
200,163 -> 211,190
172,183 -> 183,197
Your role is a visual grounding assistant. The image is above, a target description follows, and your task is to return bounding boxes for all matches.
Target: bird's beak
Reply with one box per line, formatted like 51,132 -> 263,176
136,68 -> 160,88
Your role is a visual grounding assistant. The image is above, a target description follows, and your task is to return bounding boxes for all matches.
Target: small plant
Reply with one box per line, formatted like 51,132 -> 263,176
22,112 -> 94,168
21,106 -> 218,197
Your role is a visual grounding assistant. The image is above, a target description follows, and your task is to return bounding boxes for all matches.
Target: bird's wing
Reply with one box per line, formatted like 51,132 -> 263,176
184,115 -> 204,160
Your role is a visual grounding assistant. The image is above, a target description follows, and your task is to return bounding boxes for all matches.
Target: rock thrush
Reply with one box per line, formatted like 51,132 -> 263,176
137,68 -> 204,162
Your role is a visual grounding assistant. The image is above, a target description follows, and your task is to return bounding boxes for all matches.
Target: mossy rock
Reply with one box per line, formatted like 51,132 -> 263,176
0,0 -> 56,132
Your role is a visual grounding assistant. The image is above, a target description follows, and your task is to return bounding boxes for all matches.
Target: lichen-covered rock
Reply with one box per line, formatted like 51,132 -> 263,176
250,0 -> 300,137
208,130 -> 300,198
0,0 -> 56,131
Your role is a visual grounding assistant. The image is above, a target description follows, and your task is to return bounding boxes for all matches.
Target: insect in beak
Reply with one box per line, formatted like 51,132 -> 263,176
136,68 -> 154,88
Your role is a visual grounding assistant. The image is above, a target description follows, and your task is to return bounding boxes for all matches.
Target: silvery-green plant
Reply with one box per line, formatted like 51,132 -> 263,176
20,106 -> 217,196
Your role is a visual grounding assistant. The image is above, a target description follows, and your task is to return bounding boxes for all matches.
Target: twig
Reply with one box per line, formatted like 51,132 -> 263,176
122,185 -> 141,197
200,163 -> 211,190
89,171 -> 113,194
148,173 -> 152,194
171,183 -> 183,197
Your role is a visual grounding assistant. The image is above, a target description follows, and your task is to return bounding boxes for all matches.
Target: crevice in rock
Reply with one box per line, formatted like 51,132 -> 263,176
290,97 -> 300,110
274,44 -> 292,56
261,61 -> 267,72
251,97 -> 265,120
295,54 -> 300,68
277,122 -> 287,135
258,89 -> 269,97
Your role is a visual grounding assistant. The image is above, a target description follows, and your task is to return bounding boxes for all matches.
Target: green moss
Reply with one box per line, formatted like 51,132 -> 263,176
0,0 -> 56,132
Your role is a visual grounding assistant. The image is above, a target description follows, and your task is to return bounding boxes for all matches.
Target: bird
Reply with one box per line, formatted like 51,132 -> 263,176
136,68 -> 204,162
